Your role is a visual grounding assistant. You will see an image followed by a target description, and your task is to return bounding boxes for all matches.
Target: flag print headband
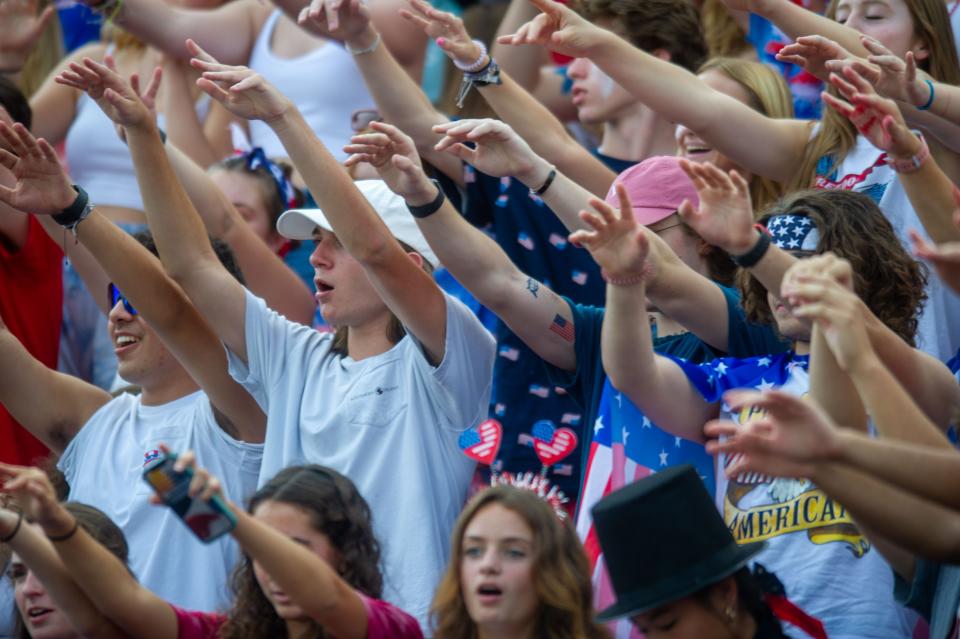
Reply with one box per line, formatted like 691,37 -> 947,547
765,214 -> 820,252
243,147 -> 298,209
458,419 -> 578,519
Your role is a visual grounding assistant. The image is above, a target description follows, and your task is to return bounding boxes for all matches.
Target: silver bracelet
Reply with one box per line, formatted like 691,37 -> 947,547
345,32 -> 381,56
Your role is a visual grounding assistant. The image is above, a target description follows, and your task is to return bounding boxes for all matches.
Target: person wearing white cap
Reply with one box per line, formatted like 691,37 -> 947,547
69,51 -> 495,633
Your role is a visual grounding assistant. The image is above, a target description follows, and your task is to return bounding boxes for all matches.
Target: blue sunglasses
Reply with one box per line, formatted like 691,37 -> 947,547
108,283 -> 138,316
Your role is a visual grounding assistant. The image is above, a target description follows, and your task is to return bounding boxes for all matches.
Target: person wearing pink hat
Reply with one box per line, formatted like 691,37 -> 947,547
345,121 -> 789,514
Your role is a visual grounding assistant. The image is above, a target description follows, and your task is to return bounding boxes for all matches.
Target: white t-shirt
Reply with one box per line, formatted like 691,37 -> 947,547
672,352 -> 912,638
814,134 -> 960,362
58,391 -> 263,612
227,290 -> 495,631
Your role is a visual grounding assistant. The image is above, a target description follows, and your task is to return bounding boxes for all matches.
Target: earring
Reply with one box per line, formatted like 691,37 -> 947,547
725,605 -> 737,623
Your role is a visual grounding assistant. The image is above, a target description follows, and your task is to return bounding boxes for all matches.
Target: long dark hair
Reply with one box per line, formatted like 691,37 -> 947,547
739,189 -> 926,346
218,465 -> 382,639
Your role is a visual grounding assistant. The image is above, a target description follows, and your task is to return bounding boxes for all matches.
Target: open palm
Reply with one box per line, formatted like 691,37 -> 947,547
433,119 -> 540,180
569,184 -> 652,279
0,122 -> 75,215
677,159 -> 756,254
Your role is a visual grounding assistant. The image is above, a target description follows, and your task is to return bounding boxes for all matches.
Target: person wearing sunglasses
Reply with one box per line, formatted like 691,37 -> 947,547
0,119 -> 267,615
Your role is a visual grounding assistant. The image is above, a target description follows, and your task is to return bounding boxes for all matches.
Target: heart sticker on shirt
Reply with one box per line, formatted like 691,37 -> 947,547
532,420 -> 578,466
459,419 -> 503,465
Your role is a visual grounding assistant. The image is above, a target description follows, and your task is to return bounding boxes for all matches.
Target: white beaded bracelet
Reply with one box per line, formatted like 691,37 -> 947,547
455,39 -> 489,72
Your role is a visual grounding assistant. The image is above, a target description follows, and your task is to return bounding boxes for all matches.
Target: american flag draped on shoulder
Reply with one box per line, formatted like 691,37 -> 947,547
575,380 -> 716,638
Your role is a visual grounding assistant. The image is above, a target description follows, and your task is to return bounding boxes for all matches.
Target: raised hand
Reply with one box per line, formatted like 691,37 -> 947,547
780,255 -> 874,373
704,389 -> 840,479
432,118 -> 548,184
343,121 -> 438,203
821,67 -> 921,160
911,201 -> 960,295
400,0 -> 484,68
55,55 -> 154,129
297,0 -> 373,44
776,35 -> 852,80
827,36 -> 929,106
0,462 -> 73,536
676,159 -> 756,255
496,0 -> 608,58
188,39 -> 292,123
0,0 -> 56,71
568,183 -> 654,283
0,122 -> 76,215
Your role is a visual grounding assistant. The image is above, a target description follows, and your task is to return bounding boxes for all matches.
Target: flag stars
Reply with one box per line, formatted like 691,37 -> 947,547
714,361 -> 729,376
593,416 -> 604,435
757,357 -> 771,367
674,436 -> 682,448
755,378 -> 776,391
641,417 -> 652,429
659,449 -> 669,466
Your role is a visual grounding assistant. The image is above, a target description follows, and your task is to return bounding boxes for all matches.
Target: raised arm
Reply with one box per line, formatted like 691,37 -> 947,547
569,184 -> 718,441
401,0 -> 615,196
431,118 -> 595,231
345,121 -> 577,370
822,66 -> 960,242
782,255 -> 958,440
297,0 -> 460,181
0,490 -> 125,638
0,0 -> 56,73
498,0 -> 813,184
191,45 -> 448,362
706,390 -> 960,565
0,118 -> 265,443
178,452 -> 371,639
0,463 -> 179,639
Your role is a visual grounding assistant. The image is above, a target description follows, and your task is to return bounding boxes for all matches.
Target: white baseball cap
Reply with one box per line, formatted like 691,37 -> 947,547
276,180 -> 439,268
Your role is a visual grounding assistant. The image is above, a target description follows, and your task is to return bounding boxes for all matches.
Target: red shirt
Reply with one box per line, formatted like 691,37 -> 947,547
0,217 -> 62,465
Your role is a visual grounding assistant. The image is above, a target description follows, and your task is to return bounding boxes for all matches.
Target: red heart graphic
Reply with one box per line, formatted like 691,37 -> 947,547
461,419 -> 503,465
534,427 -> 578,466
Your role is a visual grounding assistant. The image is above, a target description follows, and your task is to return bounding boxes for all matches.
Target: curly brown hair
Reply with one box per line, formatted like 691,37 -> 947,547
738,189 -> 927,346
218,466 -> 382,639
431,486 -> 611,639
579,0 -> 707,73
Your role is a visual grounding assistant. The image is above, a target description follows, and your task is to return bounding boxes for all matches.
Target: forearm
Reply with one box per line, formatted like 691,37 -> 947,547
231,508 -> 363,628
809,323 -> 867,432
47,514 -> 176,638
349,28 -> 460,181
479,74 -> 615,197
893,140 -> 960,242
525,165 -> 593,232
162,67 -> 221,169
588,32 -> 808,183
270,109 -> 395,263
813,461 -> 960,562
4,515 -> 124,639
837,430 -> 960,512
643,243 -> 731,352
847,352 -> 952,446
112,0 -> 254,63
863,310 -> 960,430
758,0 -> 869,58
125,123 -> 222,285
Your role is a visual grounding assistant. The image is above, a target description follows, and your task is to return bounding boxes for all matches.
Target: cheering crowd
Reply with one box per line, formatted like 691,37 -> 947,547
2,0 -> 960,635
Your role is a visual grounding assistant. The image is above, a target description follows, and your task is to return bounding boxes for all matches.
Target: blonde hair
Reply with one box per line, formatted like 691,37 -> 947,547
697,57 -> 794,211
791,0 -> 960,190
16,0 -> 64,98
702,0 -> 751,58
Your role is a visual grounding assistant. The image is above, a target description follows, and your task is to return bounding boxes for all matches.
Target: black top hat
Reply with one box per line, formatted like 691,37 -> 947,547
591,465 -> 765,622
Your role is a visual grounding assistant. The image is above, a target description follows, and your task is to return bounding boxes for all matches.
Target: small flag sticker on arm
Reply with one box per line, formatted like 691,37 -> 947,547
549,314 -> 574,342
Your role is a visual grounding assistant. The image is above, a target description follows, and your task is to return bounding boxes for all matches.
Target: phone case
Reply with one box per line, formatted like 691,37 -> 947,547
142,453 -> 237,543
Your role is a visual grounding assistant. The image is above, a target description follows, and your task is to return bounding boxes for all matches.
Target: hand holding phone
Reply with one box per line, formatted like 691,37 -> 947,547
142,448 -> 237,543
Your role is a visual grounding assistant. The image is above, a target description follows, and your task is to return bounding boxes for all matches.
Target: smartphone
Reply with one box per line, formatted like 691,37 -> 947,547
142,452 -> 237,543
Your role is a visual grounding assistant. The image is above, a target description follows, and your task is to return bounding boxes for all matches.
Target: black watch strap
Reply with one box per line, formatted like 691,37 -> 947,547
52,185 -> 90,228
406,180 -> 445,219
730,229 -> 771,268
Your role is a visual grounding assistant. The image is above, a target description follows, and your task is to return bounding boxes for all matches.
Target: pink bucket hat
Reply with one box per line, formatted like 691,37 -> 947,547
604,156 -> 700,226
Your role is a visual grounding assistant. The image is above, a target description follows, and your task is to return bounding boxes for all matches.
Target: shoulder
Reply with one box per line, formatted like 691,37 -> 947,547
360,595 -> 424,639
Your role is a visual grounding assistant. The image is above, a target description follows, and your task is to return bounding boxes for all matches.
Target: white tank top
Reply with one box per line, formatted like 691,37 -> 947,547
247,10 -> 375,161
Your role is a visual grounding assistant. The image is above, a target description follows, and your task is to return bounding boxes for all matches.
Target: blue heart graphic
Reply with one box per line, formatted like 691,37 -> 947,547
532,419 -> 556,442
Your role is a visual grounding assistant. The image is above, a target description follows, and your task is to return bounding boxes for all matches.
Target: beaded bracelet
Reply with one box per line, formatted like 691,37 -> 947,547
455,40 -> 489,72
